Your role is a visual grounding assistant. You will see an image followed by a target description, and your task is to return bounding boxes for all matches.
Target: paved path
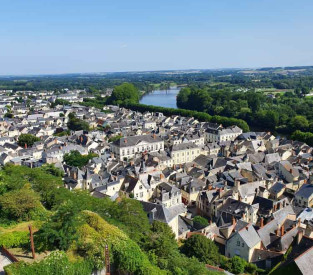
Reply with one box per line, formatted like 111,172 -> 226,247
0,253 -> 12,275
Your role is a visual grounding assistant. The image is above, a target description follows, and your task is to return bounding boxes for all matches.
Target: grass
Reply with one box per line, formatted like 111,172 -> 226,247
0,220 -> 41,234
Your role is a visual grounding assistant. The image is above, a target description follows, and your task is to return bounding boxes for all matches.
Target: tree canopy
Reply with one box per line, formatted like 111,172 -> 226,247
181,234 -> 220,265
67,113 -> 90,131
18,134 -> 40,148
108,83 -> 140,105
63,150 -> 97,168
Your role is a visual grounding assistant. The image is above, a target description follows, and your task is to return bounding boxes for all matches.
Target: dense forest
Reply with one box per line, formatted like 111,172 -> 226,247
177,86 -> 313,134
2,66 -> 313,91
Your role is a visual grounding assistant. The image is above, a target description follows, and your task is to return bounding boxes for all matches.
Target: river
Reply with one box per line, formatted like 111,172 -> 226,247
139,87 -> 180,109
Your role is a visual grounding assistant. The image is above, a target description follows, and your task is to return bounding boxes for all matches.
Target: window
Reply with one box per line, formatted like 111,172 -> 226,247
237,241 -> 240,246
242,243 -> 244,247
140,192 -> 143,198
139,185 -> 143,190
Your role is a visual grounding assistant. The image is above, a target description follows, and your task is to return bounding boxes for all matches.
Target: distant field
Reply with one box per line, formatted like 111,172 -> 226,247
256,88 -> 294,95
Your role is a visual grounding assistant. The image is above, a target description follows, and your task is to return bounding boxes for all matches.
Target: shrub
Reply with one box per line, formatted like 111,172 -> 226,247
4,251 -> 93,275
0,231 -> 29,248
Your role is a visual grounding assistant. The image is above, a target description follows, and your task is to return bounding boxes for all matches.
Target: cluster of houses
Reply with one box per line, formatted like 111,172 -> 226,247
1,94 -> 313,274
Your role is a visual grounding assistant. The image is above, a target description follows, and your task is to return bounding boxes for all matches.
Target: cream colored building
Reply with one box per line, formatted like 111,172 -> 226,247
206,126 -> 242,143
170,142 -> 201,165
110,134 -> 164,161
225,224 -> 262,262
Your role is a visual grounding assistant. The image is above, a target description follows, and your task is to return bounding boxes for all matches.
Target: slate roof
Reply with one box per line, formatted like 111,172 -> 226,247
295,246 -> 313,275
295,184 -> 313,199
237,224 -> 261,248
140,201 -> 186,223
113,134 -> 163,148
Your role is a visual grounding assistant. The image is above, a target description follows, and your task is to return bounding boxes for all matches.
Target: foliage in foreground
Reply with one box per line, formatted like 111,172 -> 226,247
4,251 -> 92,275
1,165 -> 218,275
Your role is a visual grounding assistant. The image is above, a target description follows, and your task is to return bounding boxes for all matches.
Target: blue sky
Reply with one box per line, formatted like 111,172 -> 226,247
0,0 -> 313,75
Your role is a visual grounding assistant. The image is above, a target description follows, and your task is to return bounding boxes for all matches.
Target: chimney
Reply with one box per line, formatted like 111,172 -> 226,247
160,173 -> 164,180
232,216 -> 236,226
273,204 -> 277,212
275,228 -> 280,236
153,133 -> 156,139
124,139 -> 127,144
235,179 -> 240,189
297,230 -> 303,245
80,136 -> 83,143
298,218 -> 301,227
260,217 -> 264,228
25,143 -> 27,149
281,224 -> 285,236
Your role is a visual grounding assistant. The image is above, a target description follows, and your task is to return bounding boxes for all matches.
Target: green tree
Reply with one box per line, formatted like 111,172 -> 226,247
230,256 -> 246,274
0,186 -> 41,221
177,87 -> 191,109
181,234 -> 220,265
37,201 -> 82,250
146,221 -> 178,259
109,83 -> 139,104
289,115 -> 309,131
112,198 -> 150,245
18,134 -> 40,148
63,150 -> 97,168
40,164 -> 64,177
67,113 -> 89,131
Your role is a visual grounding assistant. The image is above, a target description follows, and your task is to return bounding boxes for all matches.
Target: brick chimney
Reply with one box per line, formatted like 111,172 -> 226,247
124,139 -> 127,144
281,224 -> 285,236
160,173 -> 164,180
273,204 -> 277,212
232,216 -> 236,226
298,218 -> 301,227
25,143 -> 27,149
153,133 -> 156,139
260,217 -> 264,228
